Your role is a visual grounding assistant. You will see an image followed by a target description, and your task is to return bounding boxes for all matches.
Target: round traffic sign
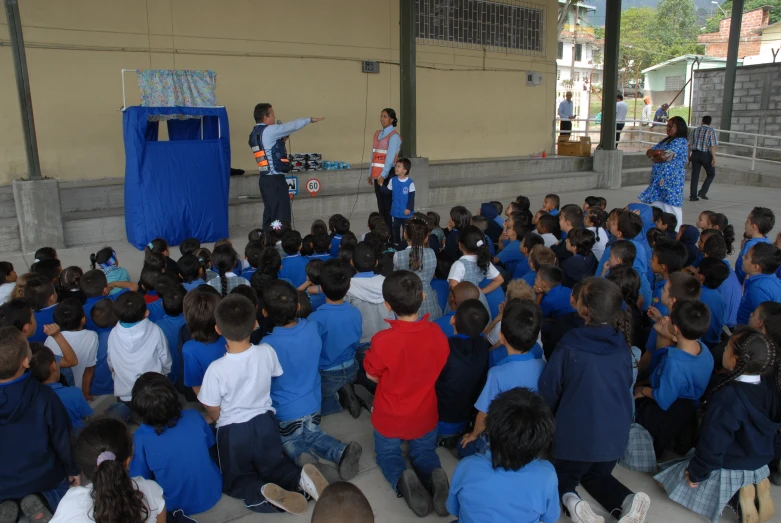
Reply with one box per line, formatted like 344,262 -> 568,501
307,178 -> 321,196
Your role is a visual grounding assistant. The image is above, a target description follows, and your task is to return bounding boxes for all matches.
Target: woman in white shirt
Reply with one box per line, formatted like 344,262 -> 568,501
52,418 -> 166,523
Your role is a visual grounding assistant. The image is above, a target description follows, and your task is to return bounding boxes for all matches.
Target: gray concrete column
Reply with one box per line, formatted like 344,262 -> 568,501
594,149 -> 623,189
13,179 -> 65,253
409,157 -> 429,209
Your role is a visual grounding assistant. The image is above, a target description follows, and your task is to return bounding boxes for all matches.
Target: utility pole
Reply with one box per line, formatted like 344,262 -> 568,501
400,0 -> 417,157
719,0 -> 744,142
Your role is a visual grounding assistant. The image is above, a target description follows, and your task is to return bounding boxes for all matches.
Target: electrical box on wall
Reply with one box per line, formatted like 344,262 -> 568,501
526,72 -> 543,86
362,61 -> 380,74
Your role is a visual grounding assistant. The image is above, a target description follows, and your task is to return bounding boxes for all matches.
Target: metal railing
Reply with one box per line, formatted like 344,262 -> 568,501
554,118 -> 781,172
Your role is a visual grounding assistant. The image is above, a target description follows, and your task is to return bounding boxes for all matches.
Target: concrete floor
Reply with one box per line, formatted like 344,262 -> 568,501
7,182 -> 781,522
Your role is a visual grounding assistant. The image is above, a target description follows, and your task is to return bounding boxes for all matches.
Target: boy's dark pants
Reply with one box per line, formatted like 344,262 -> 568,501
217,411 -> 301,513
635,397 -> 696,457
555,459 -> 632,515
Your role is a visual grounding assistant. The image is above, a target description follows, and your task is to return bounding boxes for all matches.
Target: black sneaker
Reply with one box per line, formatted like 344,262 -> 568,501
698,193 -> 709,200
429,467 -> 450,517
20,494 -> 52,523
397,469 -> 430,517
690,196 -> 700,202
338,384 -> 362,419
338,441 -> 362,480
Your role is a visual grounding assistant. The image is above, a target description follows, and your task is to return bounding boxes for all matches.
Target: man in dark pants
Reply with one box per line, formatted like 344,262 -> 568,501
249,104 -> 324,230
558,91 -> 575,137
689,115 -> 718,202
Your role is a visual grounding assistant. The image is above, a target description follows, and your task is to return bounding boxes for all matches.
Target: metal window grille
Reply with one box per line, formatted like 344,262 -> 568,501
416,0 -> 545,55
665,75 -> 685,91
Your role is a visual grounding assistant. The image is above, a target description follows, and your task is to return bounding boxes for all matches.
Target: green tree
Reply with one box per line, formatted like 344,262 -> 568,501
705,1 -> 781,33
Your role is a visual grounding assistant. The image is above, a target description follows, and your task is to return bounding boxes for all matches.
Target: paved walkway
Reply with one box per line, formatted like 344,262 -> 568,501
8,182 -> 781,522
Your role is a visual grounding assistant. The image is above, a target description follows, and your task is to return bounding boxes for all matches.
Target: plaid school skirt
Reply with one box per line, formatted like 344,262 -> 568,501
654,452 -> 769,523
618,423 -> 658,473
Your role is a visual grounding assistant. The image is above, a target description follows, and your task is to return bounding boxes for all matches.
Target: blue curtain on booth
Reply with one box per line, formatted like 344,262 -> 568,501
167,119 -> 202,141
122,106 -> 231,250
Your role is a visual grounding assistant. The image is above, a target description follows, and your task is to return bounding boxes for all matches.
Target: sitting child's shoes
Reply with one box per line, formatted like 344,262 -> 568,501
618,492 -> 650,523
338,441 -> 362,480
429,467 -> 450,517
299,463 -> 329,501
338,385 -> 362,419
261,483 -> 307,515
398,469 -> 430,517
0,500 -> 19,523
20,494 -> 52,523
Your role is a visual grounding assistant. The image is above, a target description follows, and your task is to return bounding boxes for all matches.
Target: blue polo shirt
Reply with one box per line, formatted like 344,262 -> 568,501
434,312 -> 455,338
48,383 -> 92,430
700,287 -> 727,347
308,291 -> 326,311
736,237 -> 770,284
309,302 -> 362,369
84,296 -> 109,331
522,270 -> 537,287
719,266 -> 741,327
447,451 -> 559,523
431,279 -> 450,313
130,409 -> 222,515
738,273 -> 781,325
329,234 -> 343,258
266,319 -> 323,421
30,305 -> 57,343
540,285 -> 575,319
474,353 -> 546,413
156,313 -> 186,384
549,209 -> 559,217
488,342 -> 544,368
496,240 -> 525,275
512,258 -> 532,279
279,254 -> 309,288
650,343 -> 714,411
240,268 -> 257,280
308,253 -> 333,262
90,326 -> 114,396
182,337 -> 226,388
479,279 -> 505,320
652,279 -> 669,318
147,298 -> 165,323
182,279 -> 207,292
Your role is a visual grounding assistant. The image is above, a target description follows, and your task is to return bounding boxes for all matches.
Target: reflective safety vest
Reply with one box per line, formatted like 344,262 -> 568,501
249,124 -> 291,174
370,129 -> 400,179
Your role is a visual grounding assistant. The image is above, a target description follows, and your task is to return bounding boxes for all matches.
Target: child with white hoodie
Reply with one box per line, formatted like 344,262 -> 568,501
346,243 -> 394,347
107,291 -> 171,403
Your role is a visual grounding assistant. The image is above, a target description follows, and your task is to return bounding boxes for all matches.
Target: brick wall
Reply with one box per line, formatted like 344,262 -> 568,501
697,7 -> 770,58
692,63 -> 781,157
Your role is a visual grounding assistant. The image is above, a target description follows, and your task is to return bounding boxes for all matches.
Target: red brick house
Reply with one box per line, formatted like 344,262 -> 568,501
698,6 -> 771,58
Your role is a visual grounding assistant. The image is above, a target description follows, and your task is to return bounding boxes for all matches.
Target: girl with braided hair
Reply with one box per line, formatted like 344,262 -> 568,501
207,245 -> 250,297
655,328 -> 781,523
393,218 -> 442,320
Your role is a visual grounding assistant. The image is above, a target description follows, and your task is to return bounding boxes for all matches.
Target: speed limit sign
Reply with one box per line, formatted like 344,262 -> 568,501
306,178 -> 321,197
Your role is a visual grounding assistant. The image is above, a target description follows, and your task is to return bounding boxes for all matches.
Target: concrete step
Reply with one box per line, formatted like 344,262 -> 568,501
0,217 -> 21,253
622,167 -> 652,186
622,152 -> 651,170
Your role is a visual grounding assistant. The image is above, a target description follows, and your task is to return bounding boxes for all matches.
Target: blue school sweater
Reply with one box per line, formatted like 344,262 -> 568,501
474,353 -> 545,413
388,176 -> 416,218
147,298 -> 165,323
48,383 -> 93,430
496,239 -> 525,275
30,305 -> 56,343
445,229 -> 461,262
539,324 -> 633,461
738,273 -> 781,325
240,267 -> 257,280
308,253 -> 333,262
650,343 -> 714,411
512,257 -> 531,279
488,342 -> 544,368
130,409 -> 222,515
309,302 -> 362,369
434,311 -> 455,338
182,279 -> 207,292
156,313 -> 186,385
540,285 -> 575,319
700,287 -> 727,347
736,237 -> 771,284
279,254 -> 309,288
522,270 -> 537,287
182,337 -> 227,388
329,234 -> 343,258
90,327 -> 114,396
719,266 -> 742,327
266,319 -> 323,421
561,253 -> 598,288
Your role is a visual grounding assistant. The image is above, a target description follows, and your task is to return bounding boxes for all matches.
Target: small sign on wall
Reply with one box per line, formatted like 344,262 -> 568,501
362,61 -> 380,74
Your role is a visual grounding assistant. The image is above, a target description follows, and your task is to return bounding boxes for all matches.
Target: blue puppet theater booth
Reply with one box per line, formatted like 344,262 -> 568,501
122,105 -> 231,249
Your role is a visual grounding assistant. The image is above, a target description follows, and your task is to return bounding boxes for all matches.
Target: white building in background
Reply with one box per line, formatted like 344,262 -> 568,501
743,21 -> 781,65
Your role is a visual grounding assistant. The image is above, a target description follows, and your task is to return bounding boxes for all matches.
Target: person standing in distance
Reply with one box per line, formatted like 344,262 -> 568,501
688,115 -> 718,202
558,91 -> 576,137
615,94 -> 629,144
249,104 -> 324,230
367,108 -> 402,229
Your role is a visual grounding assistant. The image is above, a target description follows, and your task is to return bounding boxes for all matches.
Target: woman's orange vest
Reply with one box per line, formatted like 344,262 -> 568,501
370,129 -> 400,179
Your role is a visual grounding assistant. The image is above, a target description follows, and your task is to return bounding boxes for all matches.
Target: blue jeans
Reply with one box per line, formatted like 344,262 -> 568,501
279,413 -> 346,464
104,401 -> 131,422
41,477 -> 70,512
457,433 -> 488,459
320,359 -> 358,416
374,427 -> 441,492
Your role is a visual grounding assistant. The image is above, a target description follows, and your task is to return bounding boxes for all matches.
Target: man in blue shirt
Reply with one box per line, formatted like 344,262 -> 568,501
736,206 -> 774,284
250,103 -> 324,230
737,242 -> 781,325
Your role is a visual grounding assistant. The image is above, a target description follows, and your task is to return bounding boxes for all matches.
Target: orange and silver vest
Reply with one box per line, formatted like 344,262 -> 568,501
370,129 -> 400,179
249,124 -> 291,174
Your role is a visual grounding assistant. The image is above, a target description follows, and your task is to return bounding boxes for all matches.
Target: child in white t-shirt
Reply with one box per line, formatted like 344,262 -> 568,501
44,298 -> 98,398
197,294 -> 328,515
0,261 -> 17,303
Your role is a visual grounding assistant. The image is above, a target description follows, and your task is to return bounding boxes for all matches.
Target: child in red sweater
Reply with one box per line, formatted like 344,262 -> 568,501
363,270 -> 450,518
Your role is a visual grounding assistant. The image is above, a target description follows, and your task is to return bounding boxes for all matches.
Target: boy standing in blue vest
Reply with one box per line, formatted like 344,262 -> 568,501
385,158 -> 416,245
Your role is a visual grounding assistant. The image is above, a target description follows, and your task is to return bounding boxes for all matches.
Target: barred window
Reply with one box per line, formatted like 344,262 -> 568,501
416,0 -> 545,55
665,75 -> 685,91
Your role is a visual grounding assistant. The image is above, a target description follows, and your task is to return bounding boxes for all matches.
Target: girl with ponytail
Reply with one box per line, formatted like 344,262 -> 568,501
655,329 -> 781,523
538,277 -> 651,523
707,212 -> 735,255
207,245 -> 250,297
393,218 -> 442,319
90,246 -> 131,296
445,226 -> 504,320
143,238 -> 179,276
585,208 -> 609,262
51,418 -> 165,522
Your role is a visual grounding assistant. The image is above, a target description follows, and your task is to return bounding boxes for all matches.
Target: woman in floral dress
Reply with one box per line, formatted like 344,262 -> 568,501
637,116 -> 689,230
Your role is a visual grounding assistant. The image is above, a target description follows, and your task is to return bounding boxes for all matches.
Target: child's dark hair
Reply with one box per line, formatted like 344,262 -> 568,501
144,238 -> 169,256
179,238 -> 200,256
522,232 -> 544,253
91,298 -> 118,329
31,259 -> 62,282
459,226 -> 491,274
215,294 -> 257,342
646,228 -> 667,249
230,285 -> 258,309
248,228 -> 263,242
651,206 -> 663,223
329,214 -> 345,232
490,201 -> 503,215
0,261 -> 14,284
544,193 -> 560,210
616,210 -> 643,239
162,285 -> 186,316
586,209 -> 608,243
585,196 -> 602,208
301,234 -> 315,257
353,243 -> 377,273
90,247 -> 117,270
668,271 -> 702,301
339,244 -> 355,266
298,291 -> 313,318
263,280 -> 299,326
367,212 -> 382,231
703,233 -> 727,260
509,216 -> 528,239
611,240 -> 637,266
313,234 -> 331,255
341,231 -> 358,250
0,326 -> 28,379
758,302 -> 781,322
53,297 -> 85,331
311,482 -> 374,523
113,292 -> 147,324
244,241 -> 264,269
515,195 -> 531,210
60,266 -> 83,292
139,268 -> 162,294
131,372 -> 182,435
305,259 -> 325,285
471,215 -> 488,233
560,204 -> 583,228
486,388 -> 554,471
194,248 -> 212,274
281,230 -> 303,256
454,299 -> 489,337
528,245 -> 556,272
142,252 -> 166,273
320,259 -> 353,301
23,274 -> 56,311
265,220 -> 291,246
34,247 -> 57,262
605,264 -> 640,311
211,245 -> 240,297
450,206 -> 472,231
396,157 -> 412,173
537,264 -> 564,287
566,228 -> 595,256
311,219 -> 328,237
653,239 -> 688,273
382,270 -> 423,316
707,213 -> 735,254
74,418 -> 151,523
334,217 -> 351,235
426,211 -> 441,230
501,299 -> 542,352
578,278 -> 633,346
177,255 -> 202,284
748,243 -> 781,274
748,207 -> 776,236
698,258 -> 730,289
183,290 -> 220,343
670,300 -> 710,341
0,299 -> 32,331
153,273 -> 179,299
29,343 -> 56,383
405,219 -> 428,272
80,269 -> 109,298
250,247 -> 282,307
659,212 -> 678,231
536,213 -> 557,237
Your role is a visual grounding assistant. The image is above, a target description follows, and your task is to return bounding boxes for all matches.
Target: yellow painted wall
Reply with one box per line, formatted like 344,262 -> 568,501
0,0 -> 558,184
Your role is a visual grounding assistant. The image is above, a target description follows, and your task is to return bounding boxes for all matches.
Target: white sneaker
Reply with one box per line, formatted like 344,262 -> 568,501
299,463 -> 329,501
572,500 -> 605,523
618,492 -> 651,523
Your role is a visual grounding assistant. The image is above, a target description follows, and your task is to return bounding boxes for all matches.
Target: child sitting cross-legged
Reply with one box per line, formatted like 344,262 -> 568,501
263,281 -> 363,481
447,388 -> 560,523
363,270 -> 451,517
197,294 -> 328,514
182,290 -> 225,397
30,343 -> 93,431
560,227 -> 599,287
